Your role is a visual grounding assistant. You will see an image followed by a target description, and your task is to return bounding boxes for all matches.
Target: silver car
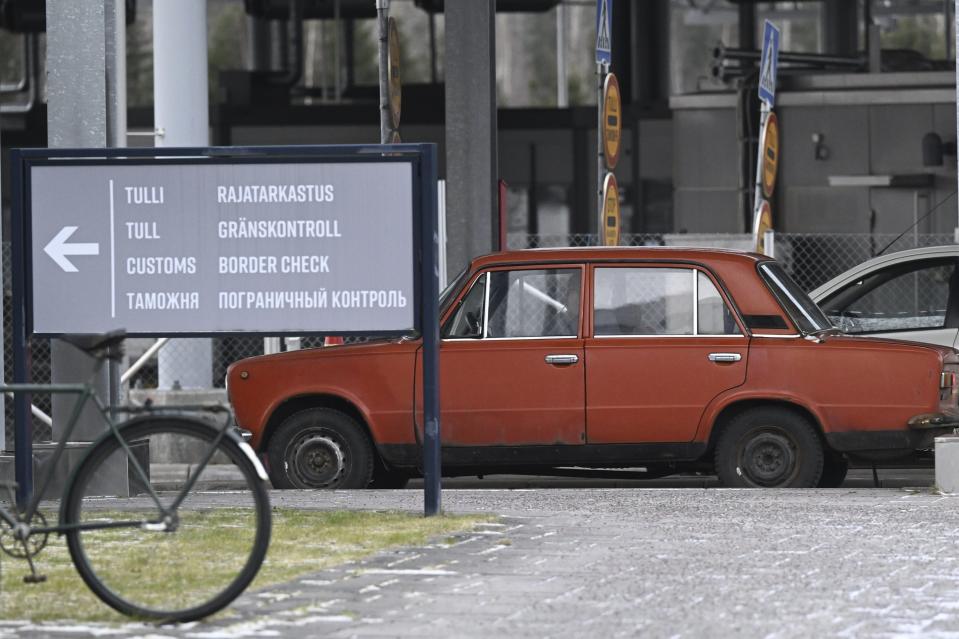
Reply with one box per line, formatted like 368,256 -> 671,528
810,245 -> 959,348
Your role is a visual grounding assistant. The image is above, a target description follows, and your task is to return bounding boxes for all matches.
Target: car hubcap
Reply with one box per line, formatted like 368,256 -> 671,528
288,431 -> 346,488
741,431 -> 797,486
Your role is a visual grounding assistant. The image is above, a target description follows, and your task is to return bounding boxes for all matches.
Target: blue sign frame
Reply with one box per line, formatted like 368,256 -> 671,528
758,20 -> 780,106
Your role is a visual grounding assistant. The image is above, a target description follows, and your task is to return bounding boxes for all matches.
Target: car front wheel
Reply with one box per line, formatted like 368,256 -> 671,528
267,408 -> 374,489
715,407 -> 824,488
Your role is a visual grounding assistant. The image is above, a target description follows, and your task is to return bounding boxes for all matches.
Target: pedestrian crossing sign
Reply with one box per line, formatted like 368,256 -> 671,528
595,0 -> 612,65
758,20 -> 780,106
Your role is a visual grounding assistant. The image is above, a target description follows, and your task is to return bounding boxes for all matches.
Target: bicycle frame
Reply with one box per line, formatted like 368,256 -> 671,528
0,379 -> 233,537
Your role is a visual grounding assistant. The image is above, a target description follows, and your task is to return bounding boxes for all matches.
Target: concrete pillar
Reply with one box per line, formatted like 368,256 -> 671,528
46,0 -> 125,440
153,0 -> 214,391
444,0 -> 497,278
247,15 -> 272,71
823,0 -> 858,57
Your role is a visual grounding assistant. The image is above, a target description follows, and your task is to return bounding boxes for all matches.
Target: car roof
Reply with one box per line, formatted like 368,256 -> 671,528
809,244 -> 959,301
469,246 -> 770,270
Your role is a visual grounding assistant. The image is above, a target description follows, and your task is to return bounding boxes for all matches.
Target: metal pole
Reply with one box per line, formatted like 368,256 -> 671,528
597,62 -> 606,243
11,152 -> 28,506
334,0 -> 342,101
429,12 -> 438,84
420,145 -> 441,517
377,0 -> 391,144
106,0 -> 125,418
556,2 -> 568,108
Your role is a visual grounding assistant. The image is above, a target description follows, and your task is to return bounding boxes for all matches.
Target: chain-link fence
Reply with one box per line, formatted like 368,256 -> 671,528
5,232 -> 957,447
509,231 -> 957,293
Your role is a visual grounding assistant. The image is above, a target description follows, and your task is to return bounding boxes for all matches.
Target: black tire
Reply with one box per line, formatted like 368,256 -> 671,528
715,407 -> 824,488
63,418 -> 271,622
267,408 -> 373,489
817,451 -> 849,488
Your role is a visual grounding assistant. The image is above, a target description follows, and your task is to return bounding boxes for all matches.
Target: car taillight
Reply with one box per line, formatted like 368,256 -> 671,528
941,366 -> 959,407
942,372 -> 957,389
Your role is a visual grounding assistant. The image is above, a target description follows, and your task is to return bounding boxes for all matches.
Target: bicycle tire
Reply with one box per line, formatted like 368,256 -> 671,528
63,417 -> 271,622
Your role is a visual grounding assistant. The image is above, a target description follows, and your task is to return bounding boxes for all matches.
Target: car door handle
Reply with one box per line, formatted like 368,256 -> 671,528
545,354 -> 579,365
708,353 -> 742,363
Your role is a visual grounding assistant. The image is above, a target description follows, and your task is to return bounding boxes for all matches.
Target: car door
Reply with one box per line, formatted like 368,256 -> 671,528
416,265 -> 586,446
585,265 -> 748,444
816,257 -> 959,348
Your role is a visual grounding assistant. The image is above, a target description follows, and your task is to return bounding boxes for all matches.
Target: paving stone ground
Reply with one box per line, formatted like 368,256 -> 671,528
5,482 -> 959,638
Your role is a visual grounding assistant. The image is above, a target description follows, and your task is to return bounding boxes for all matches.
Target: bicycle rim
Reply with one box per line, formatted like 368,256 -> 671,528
63,418 -> 271,622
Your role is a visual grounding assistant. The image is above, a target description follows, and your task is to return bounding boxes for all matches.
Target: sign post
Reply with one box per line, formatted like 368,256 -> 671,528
595,0 -> 614,244
752,20 -> 780,254
11,144 -> 440,513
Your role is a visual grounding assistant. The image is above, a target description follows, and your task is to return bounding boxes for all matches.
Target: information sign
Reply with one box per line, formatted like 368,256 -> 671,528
758,20 -> 780,106
19,150 -> 424,336
761,111 -> 779,198
754,200 -> 773,254
602,73 -> 622,170
602,173 -> 620,247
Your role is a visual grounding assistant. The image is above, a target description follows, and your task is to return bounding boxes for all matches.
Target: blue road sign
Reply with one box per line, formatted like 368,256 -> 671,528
595,0 -> 612,65
758,20 -> 780,106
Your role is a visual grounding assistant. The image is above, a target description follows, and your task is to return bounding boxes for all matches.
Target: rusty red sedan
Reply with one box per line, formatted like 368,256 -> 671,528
227,247 -> 959,489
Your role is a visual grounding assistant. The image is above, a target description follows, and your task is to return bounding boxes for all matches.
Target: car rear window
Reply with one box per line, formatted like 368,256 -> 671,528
759,262 -> 831,334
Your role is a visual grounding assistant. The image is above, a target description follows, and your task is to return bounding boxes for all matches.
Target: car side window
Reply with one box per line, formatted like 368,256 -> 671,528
819,260 -> 957,334
444,273 -> 488,339
698,272 -> 741,335
594,267 -> 740,336
594,267 -> 693,335
486,269 -> 581,338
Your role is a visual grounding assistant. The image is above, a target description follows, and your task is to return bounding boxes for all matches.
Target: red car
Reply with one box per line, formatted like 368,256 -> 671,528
227,247 -> 959,489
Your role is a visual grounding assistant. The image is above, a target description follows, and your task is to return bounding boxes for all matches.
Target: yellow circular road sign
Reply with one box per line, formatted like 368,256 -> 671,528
602,73 -> 622,170
761,111 -> 779,198
602,173 -> 620,247
388,17 -> 402,130
755,200 -> 773,254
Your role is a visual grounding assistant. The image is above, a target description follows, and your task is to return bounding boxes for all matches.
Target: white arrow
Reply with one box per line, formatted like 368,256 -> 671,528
44,226 -> 100,273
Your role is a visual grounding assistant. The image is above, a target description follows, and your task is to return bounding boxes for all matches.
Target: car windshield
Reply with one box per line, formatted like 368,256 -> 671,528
759,262 -> 832,334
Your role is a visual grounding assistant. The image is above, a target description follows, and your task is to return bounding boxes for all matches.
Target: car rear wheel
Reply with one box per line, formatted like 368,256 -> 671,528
715,407 -> 823,488
267,408 -> 374,489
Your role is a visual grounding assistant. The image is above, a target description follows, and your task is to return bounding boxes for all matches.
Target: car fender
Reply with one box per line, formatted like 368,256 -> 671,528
695,387 -> 830,444
255,385 -> 379,450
